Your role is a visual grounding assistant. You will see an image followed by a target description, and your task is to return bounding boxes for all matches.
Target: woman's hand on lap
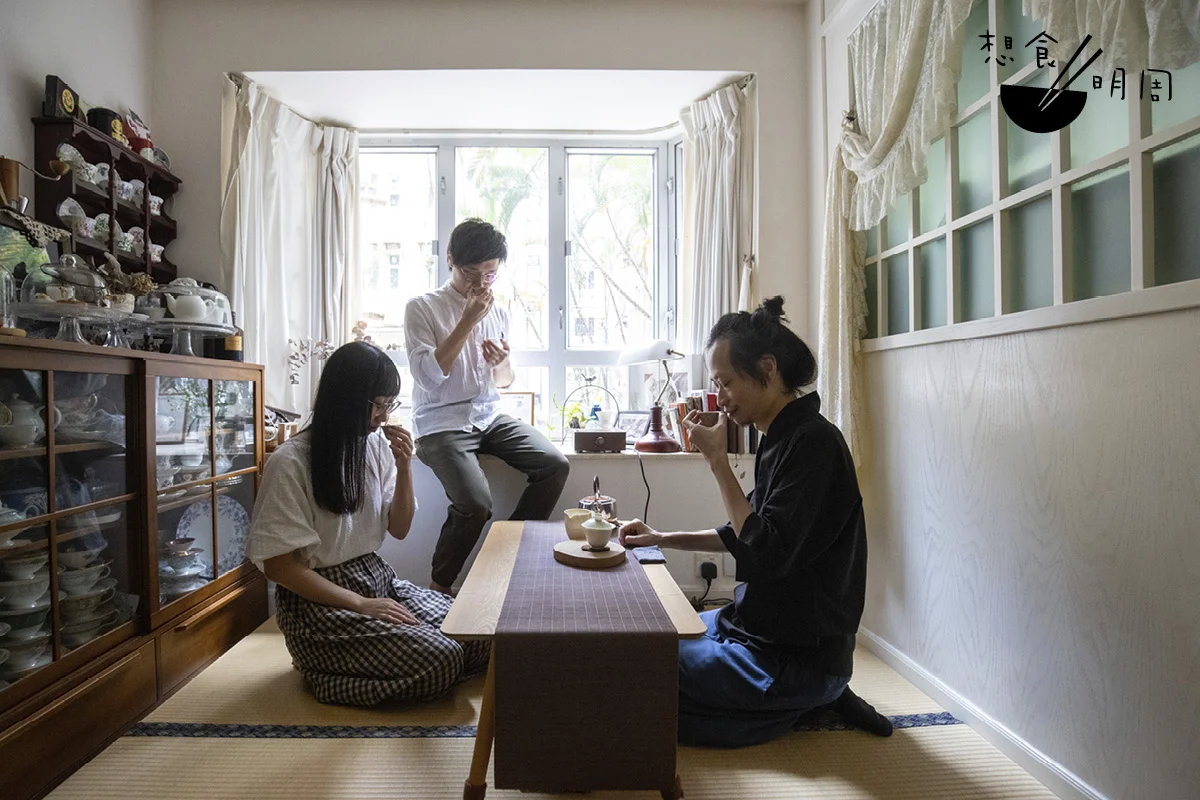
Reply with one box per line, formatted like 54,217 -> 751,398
619,519 -> 663,548
356,596 -> 419,625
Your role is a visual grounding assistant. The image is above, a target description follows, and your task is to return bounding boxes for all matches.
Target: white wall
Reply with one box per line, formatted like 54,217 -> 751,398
387,452 -> 752,597
150,0 -> 812,335
815,2 -> 1200,799
0,0 -> 153,198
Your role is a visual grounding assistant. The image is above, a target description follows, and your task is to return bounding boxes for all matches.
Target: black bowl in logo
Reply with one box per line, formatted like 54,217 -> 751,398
1000,84 -> 1087,134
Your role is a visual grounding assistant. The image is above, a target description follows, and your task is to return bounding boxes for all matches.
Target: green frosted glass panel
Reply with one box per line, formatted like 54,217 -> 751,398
1009,195 -> 1053,311
1152,61 -> 1200,134
865,224 -> 879,258
1007,70 -> 1051,194
885,194 -> 911,251
959,218 -> 994,321
886,253 -> 910,335
1153,136 -> 1200,286
958,111 -> 994,216
919,238 -> 948,329
1071,165 -> 1130,300
920,137 -> 947,234
864,263 -> 879,339
959,0 -> 992,109
1069,70 -> 1128,169
1002,0 -> 1044,70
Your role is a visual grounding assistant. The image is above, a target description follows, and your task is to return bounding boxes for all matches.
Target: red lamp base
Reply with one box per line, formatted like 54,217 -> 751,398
634,404 -> 682,453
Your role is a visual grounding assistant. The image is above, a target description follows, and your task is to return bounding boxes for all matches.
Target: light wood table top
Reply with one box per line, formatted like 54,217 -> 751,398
442,521 -> 706,641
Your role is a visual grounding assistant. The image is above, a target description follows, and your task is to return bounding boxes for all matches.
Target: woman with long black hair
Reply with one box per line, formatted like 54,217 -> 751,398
620,297 -> 891,747
248,341 -> 488,706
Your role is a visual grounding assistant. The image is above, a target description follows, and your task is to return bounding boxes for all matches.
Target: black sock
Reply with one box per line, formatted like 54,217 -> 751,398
833,686 -> 893,737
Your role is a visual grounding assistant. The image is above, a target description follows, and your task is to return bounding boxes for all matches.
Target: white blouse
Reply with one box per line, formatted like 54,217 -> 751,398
247,431 -> 408,570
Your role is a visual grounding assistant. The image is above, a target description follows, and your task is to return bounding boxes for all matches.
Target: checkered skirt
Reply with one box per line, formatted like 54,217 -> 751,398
275,552 -> 490,707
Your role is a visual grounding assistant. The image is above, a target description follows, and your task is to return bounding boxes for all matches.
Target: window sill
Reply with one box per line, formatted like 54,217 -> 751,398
862,278 -> 1200,353
553,441 -> 714,460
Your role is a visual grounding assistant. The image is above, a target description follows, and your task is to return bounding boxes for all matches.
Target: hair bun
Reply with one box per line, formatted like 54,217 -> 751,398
751,296 -> 787,327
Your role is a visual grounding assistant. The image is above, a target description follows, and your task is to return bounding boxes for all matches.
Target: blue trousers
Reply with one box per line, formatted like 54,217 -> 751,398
677,608 -> 850,748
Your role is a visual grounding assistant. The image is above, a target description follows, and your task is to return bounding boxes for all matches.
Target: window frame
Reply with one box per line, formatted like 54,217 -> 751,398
358,136 -> 678,415
857,0 -> 1200,353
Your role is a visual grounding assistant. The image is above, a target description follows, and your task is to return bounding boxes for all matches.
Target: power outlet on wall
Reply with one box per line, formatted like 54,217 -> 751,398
696,554 -> 721,579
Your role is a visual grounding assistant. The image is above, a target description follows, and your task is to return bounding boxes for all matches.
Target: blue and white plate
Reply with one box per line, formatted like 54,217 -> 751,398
176,496 -> 250,575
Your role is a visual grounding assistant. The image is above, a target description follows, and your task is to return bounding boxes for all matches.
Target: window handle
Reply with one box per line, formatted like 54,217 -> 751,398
558,306 -> 564,331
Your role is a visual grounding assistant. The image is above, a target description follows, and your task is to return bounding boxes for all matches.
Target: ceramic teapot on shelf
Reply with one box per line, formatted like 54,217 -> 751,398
164,293 -> 214,322
159,278 -> 233,326
0,397 -> 60,447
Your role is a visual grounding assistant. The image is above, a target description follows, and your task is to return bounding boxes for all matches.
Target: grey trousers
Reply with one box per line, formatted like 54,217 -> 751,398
417,414 -> 570,587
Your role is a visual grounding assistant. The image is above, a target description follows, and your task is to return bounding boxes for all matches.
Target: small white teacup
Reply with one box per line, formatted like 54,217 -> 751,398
583,518 -> 615,551
3,634 -> 49,671
59,562 -> 111,596
58,547 -> 105,571
0,552 -> 49,581
0,574 -> 50,608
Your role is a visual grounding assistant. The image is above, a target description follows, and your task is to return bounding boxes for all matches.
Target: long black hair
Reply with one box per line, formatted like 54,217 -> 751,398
308,341 -> 401,515
706,296 -> 817,393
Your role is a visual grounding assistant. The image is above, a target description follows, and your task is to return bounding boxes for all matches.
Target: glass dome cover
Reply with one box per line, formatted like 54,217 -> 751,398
0,265 -> 15,328
19,254 -> 108,306
145,278 -> 233,326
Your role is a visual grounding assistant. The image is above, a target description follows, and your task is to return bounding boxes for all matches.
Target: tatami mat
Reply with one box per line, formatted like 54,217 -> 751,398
47,618 -> 1058,800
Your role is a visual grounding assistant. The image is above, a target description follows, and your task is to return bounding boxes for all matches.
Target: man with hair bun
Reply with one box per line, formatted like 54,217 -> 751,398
621,296 -> 891,747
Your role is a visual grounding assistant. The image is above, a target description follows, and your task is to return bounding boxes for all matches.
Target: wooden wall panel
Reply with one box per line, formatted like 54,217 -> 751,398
860,308 -> 1200,800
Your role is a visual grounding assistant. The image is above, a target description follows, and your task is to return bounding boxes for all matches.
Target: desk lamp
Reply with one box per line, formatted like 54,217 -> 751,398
618,339 -> 685,453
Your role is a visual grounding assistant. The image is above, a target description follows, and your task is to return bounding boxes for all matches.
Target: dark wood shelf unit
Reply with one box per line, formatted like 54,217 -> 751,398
32,117 -> 182,283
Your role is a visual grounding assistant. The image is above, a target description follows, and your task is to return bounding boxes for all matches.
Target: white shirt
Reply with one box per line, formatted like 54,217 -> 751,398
247,431 -> 407,570
404,281 -> 508,439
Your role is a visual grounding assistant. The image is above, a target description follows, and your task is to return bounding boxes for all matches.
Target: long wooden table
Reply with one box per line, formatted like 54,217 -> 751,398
441,521 -> 705,800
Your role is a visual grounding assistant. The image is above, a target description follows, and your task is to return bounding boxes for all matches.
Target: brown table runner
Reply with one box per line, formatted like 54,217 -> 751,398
493,521 -> 679,793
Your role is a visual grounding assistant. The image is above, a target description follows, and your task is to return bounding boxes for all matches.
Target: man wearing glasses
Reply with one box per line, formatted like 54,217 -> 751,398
405,218 -> 570,595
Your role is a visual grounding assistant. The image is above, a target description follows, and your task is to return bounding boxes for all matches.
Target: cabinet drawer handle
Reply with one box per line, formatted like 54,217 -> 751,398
173,588 -> 245,632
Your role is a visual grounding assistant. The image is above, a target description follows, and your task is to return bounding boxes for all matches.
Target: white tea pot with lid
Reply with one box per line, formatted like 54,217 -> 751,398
6,396 -> 59,430
165,293 -> 214,322
161,278 -> 233,325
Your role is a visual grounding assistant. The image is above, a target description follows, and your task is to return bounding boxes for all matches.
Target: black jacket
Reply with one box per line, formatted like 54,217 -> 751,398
715,392 -> 867,676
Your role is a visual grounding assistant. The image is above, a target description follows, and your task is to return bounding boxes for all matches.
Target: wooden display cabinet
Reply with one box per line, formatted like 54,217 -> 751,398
0,337 -> 267,799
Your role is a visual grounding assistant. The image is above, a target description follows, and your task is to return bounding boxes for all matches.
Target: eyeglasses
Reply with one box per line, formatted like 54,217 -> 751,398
459,267 -> 498,284
371,398 -> 402,414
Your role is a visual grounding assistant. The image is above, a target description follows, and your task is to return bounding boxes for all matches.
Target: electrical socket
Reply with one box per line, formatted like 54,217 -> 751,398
696,554 -> 721,579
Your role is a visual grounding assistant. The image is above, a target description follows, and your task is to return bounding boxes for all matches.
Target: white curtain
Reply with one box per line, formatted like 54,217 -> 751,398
220,75 -> 358,412
1026,0 -> 1200,77
818,0 -> 972,464
680,77 -> 758,359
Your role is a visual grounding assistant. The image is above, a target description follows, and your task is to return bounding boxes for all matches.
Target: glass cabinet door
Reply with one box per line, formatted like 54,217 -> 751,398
215,472 -> 254,578
155,377 -> 213,608
51,371 -> 137,657
0,369 -> 53,689
159,489 -> 215,607
214,380 -> 255,578
215,380 -> 255,475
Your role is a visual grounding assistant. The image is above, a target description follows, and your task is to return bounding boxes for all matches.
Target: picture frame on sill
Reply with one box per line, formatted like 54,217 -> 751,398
500,390 -> 536,426
614,410 -> 651,444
